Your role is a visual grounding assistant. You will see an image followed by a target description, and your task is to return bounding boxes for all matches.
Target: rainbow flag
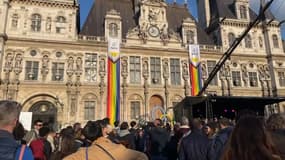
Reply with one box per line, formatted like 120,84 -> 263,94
189,45 -> 202,96
107,38 -> 120,125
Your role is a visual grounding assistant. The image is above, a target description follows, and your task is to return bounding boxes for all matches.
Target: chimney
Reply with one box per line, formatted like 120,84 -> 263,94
197,0 -> 211,29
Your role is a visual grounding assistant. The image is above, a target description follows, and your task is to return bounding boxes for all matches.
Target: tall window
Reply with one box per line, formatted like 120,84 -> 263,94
84,101 -> 95,120
170,58 -> 181,85
130,101 -> 140,119
31,14 -> 41,32
228,33 -> 235,46
207,61 -> 218,85
245,35 -> 252,48
85,53 -> 97,82
109,23 -> 118,37
25,61 -> 39,80
130,56 -> 141,84
272,34 -> 279,48
150,57 -> 161,84
249,72 -> 258,87
232,71 -> 241,86
278,72 -> 285,87
52,62 -> 64,81
56,16 -> 66,33
186,30 -> 195,44
11,14 -> 19,28
240,5 -> 247,19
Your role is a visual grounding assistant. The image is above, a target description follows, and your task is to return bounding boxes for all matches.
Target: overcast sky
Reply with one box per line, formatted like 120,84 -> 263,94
79,0 -> 285,39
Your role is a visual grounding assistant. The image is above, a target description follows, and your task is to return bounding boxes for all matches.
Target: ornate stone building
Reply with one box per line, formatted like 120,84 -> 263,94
0,0 -> 284,127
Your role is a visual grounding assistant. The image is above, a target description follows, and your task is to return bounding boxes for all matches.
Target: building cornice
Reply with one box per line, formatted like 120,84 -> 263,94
221,19 -> 279,29
10,0 -> 78,9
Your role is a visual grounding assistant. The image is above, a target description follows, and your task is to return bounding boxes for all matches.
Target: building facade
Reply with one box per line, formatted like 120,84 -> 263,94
0,0 -> 285,127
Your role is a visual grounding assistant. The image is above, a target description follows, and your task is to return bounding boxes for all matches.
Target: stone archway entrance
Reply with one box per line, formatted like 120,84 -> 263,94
149,95 -> 164,120
29,101 -> 57,130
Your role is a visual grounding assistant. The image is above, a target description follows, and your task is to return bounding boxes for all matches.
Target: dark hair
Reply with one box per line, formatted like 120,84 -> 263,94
102,118 -> 110,125
189,118 -> 202,130
33,119 -> 43,125
82,120 -> 103,142
219,118 -> 231,127
13,122 -> 25,141
130,121 -> 137,128
39,127 -> 50,137
266,114 -> 285,131
155,119 -> 162,126
120,122 -> 129,130
221,116 -> 280,160
60,127 -> 77,157
114,121 -> 120,127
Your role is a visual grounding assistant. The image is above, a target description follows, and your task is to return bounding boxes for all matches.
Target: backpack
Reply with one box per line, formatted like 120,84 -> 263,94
15,144 -> 34,160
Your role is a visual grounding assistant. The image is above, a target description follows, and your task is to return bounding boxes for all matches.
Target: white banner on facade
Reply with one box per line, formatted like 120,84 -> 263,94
108,37 -> 120,62
188,44 -> 201,67
19,112 -> 33,131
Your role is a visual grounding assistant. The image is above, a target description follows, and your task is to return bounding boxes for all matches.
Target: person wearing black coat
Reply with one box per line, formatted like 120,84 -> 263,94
178,127 -> 209,160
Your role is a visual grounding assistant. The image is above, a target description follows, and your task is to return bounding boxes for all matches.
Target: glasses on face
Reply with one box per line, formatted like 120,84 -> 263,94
37,124 -> 43,127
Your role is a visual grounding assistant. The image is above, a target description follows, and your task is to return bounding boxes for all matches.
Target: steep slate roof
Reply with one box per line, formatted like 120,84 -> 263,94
209,0 -> 275,22
80,0 -> 214,45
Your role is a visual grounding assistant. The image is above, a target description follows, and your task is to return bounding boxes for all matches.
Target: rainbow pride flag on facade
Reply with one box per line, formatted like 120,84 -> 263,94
107,38 -> 120,125
189,45 -> 202,96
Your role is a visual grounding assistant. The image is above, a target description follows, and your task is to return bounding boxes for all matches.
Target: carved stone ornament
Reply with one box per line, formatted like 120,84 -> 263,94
14,54 -> 23,74
4,53 -> 13,72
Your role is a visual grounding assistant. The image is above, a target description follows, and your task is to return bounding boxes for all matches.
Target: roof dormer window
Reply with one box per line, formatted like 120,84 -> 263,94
240,5 -> 247,19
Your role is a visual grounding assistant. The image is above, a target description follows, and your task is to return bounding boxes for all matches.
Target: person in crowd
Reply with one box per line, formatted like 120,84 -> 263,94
129,121 -> 137,135
165,123 -> 181,160
74,127 -> 85,148
177,116 -> 190,139
208,117 -> 233,160
64,120 -> 148,160
118,122 -> 136,149
51,127 -> 78,160
0,100 -> 34,160
203,121 -> 218,139
266,113 -> 285,159
24,119 -> 43,145
30,126 -> 52,160
113,120 -> 120,136
221,115 -> 281,160
178,118 -> 209,160
47,129 -> 56,152
73,123 -> 81,133
147,118 -> 170,160
135,128 -> 147,153
13,122 -> 27,145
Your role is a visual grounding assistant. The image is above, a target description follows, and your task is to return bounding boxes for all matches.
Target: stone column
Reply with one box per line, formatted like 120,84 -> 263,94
99,55 -> 106,119
142,57 -> 149,121
121,56 -> 128,121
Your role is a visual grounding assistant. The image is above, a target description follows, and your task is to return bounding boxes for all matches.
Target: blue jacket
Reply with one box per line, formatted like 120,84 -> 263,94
179,129 -> 210,160
15,145 -> 34,160
0,129 -> 19,160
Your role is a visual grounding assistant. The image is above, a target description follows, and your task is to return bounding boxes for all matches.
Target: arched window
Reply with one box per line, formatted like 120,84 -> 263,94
240,5 -> 247,19
245,34 -> 252,48
186,30 -> 195,44
31,14 -> 41,32
228,32 -> 235,46
109,23 -> 118,37
272,34 -> 279,48
11,14 -> 19,28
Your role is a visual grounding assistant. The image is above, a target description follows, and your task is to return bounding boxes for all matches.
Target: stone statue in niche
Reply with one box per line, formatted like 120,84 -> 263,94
143,60 -> 149,74
14,54 -> 22,69
264,65 -> 271,79
46,17 -> 51,32
67,57 -> 74,70
42,55 -> 49,68
99,58 -> 105,72
241,64 -> 248,83
70,95 -> 76,116
259,37 -> 263,48
121,59 -> 128,74
76,57 -> 82,71
5,53 -> 13,71
201,63 -> 207,78
163,60 -> 169,77
182,62 -> 188,76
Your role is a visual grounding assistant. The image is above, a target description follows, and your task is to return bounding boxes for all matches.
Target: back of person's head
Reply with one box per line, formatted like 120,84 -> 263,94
267,113 -> 285,131
82,120 -> 103,142
130,121 -> 137,128
102,118 -> 110,125
13,122 -> 26,141
114,120 -> 120,127
222,115 -> 279,160
0,100 -> 22,129
189,118 -> 202,130
61,127 -> 75,138
181,116 -> 189,126
219,118 -> 231,128
236,109 -> 256,122
120,122 -> 129,130
73,122 -> 81,131
39,127 -> 50,138
207,121 -> 218,133
154,118 -> 163,127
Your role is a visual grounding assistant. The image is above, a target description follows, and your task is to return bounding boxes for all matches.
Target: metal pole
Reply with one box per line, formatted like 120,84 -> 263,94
198,0 -> 275,96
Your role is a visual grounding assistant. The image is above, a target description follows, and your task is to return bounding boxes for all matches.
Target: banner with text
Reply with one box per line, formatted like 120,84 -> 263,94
189,44 -> 202,96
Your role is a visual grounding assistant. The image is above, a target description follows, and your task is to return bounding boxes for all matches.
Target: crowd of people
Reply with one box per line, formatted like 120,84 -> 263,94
0,100 -> 285,160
